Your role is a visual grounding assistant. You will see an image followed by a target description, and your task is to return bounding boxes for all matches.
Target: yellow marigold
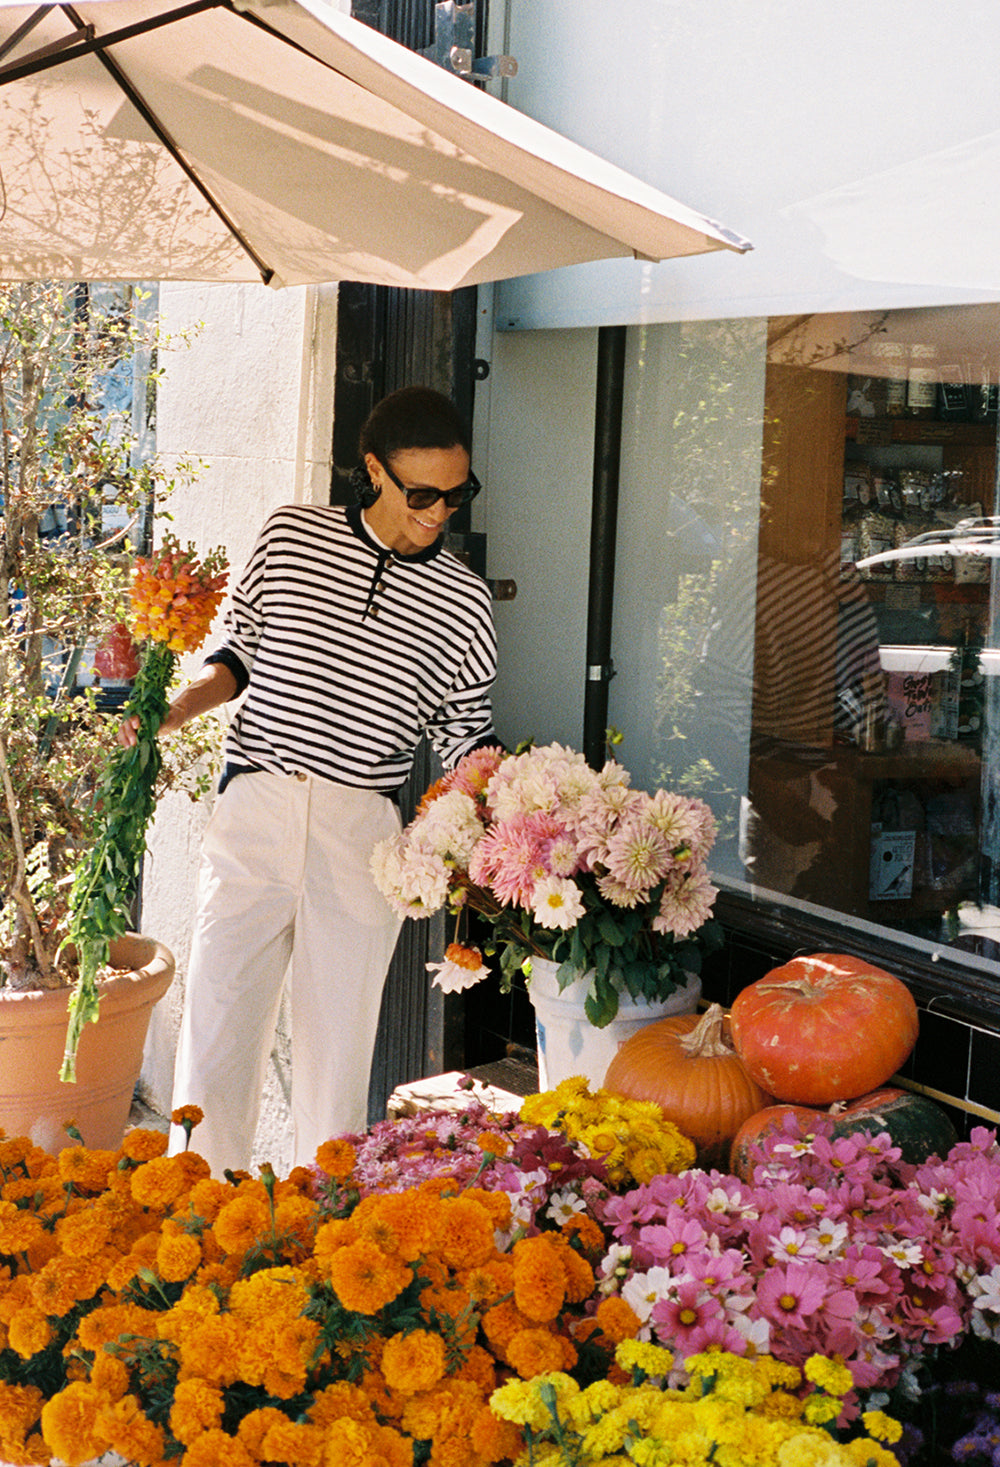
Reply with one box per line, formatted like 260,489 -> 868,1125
506,1327 -> 568,1380
6,1307 -> 52,1360
490,1372 -> 579,1431
57,1146 -> 117,1193
307,1381 -> 377,1429
804,1355 -> 856,1399
211,1188 -> 272,1257
39,1381 -> 104,1466
844,1441 -> 901,1467
326,1238 -> 413,1314
170,1378 -> 226,1444
803,1395 -> 843,1427
512,1235 -> 566,1323
119,1127 -> 170,1163
129,1154 -> 190,1211
615,1339 -> 675,1379
437,1195 -> 499,1270
96,1392 -> 166,1466
861,1410 -> 903,1445
381,1329 -> 448,1394
156,1228 -> 203,1283
0,1201 -> 45,1256
174,1426 -> 256,1467
315,1137 -> 357,1180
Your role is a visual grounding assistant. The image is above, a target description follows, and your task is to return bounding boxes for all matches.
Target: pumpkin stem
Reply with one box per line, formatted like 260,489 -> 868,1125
678,1003 -> 735,1059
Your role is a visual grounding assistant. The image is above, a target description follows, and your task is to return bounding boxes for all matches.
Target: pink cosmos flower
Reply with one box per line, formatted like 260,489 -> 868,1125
754,1261 -> 832,1330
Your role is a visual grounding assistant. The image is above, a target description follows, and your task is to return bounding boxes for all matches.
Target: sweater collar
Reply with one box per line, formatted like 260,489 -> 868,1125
345,502 -> 446,564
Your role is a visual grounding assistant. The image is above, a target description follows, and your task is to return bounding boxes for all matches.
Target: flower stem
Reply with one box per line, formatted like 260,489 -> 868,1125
60,641 -> 176,1082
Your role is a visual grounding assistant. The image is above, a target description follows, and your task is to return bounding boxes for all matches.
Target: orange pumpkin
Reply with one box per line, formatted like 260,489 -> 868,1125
603,1003 -> 774,1170
728,953 -> 919,1106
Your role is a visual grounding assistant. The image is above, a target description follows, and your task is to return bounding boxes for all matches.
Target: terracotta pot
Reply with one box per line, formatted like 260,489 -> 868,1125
528,956 -> 702,1091
0,934 -> 174,1153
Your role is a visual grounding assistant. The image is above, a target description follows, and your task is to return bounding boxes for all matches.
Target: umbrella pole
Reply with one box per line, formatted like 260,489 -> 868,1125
583,324 -> 627,769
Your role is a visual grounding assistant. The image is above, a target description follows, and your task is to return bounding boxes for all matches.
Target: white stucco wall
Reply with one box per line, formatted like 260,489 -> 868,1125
138,280 -> 338,1177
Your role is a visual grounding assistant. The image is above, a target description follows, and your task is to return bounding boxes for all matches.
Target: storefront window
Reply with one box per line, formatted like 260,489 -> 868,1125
614,304 -> 999,969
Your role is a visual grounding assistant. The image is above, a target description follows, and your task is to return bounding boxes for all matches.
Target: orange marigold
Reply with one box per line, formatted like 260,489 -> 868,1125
436,1196 -> 497,1270
119,1128 -> 170,1163
0,1201 -> 45,1256
129,1155 -> 189,1210
172,1426 -> 256,1467
469,1403 -> 523,1465
381,1329 -> 447,1395
39,1381 -> 104,1466
211,1189 -> 272,1257
156,1229 -> 203,1283
511,1236 -> 566,1323
96,1393 -> 167,1466
169,1379 -> 226,1444
259,1416 -> 326,1467
7,1308 -> 52,1360
315,1137 -> 357,1180
307,1381 -> 377,1429
594,1294 -> 642,1344
326,1238 -> 413,1313
506,1326 -> 571,1380
561,1213 -> 606,1259
57,1147 -> 117,1194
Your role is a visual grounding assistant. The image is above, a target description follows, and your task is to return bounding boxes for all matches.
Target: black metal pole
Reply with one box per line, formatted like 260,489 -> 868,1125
583,324 -> 627,769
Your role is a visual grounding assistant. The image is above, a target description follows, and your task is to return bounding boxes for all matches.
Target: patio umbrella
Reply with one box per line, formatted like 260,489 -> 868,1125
0,0 -> 751,289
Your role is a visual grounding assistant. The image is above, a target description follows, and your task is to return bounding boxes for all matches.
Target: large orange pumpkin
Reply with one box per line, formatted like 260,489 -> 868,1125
603,1003 -> 774,1170
728,953 -> 919,1106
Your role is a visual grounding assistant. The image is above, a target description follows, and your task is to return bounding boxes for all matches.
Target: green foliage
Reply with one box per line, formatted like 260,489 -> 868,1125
0,281 -> 217,997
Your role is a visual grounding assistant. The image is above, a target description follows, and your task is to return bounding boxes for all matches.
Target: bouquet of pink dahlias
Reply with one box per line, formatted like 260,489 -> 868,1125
370,741 -> 723,1027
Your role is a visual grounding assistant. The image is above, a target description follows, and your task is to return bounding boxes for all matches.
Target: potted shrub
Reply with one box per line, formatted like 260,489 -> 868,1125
0,280 -> 224,1150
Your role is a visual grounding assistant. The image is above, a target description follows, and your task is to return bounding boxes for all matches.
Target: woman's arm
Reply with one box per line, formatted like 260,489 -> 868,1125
118,660 -> 239,747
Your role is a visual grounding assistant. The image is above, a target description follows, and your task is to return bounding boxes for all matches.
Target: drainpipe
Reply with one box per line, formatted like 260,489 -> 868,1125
583,325 -> 627,769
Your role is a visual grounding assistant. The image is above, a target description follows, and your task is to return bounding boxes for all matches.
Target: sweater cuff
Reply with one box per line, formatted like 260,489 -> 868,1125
204,648 -> 250,698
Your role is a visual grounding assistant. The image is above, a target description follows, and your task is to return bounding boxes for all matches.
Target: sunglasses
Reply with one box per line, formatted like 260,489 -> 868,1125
379,458 -> 481,511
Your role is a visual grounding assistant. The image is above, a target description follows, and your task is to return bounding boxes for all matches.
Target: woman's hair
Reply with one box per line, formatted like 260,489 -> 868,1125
359,385 -> 471,465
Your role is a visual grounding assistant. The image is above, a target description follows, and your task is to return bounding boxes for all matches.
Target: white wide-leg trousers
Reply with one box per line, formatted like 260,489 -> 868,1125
169,770 -> 402,1176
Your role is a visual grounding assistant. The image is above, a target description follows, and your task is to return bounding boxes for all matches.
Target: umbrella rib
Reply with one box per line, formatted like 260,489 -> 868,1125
44,0 -> 275,283
0,6 -> 55,63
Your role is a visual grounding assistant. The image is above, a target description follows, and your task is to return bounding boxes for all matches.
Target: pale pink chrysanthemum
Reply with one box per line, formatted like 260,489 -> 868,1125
370,835 -> 451,917
604,817 -> 672,894
595,871 -> 644,910
530,875 -> 585,931
652,864 -> 718,939
410,789 -> 485,868
645,789 -> 703,857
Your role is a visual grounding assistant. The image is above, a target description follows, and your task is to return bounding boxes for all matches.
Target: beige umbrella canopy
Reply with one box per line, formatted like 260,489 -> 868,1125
0,0 -> 750,289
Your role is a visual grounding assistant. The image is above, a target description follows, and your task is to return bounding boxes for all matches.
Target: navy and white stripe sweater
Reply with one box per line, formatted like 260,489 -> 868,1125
205,502 -> 497,791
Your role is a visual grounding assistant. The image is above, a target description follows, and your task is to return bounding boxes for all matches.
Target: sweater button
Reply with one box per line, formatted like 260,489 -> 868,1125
295,771 -> 308,782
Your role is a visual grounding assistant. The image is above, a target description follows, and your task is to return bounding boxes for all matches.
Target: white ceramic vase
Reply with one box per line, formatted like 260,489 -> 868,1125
527,957 -> 702,1091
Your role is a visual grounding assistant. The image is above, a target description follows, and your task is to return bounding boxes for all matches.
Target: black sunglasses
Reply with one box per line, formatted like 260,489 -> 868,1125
379,458 -> 481,511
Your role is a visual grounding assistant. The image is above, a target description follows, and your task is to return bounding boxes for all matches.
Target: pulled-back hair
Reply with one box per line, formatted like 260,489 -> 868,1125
358,386 -> 471,465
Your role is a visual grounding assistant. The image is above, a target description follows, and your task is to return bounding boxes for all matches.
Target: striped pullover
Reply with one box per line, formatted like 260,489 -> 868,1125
205,502 -> 497,791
